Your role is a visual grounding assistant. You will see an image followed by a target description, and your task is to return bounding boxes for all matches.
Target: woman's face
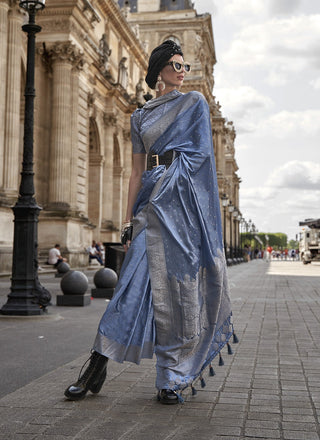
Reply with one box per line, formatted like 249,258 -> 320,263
159,54 -> 186,90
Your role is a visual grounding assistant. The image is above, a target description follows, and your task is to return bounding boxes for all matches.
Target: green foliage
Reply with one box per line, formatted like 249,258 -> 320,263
288,239 -> 299,249
241,232 -> 288,249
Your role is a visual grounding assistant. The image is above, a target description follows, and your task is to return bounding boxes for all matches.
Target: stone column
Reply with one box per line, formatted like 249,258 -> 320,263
121,127 -> 132,221
212,120 -> 225,175
0,1 -> 9,187
48,42 -> 83,210
70,61 -> 83,211
112,165 -> 123,229
88,154 -> 104,228
3,5 -> 23,195
102,112 -> 116,228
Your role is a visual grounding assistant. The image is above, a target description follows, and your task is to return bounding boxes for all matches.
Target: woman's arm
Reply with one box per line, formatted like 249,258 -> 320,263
124,153 -> 147,223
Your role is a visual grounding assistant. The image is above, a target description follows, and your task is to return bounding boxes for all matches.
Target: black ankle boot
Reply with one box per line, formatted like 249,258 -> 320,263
157,389 -> 179,405
64,351 -> 108,401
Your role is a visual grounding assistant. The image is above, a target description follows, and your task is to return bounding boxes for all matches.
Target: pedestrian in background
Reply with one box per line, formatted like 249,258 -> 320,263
48,244 -> 66,267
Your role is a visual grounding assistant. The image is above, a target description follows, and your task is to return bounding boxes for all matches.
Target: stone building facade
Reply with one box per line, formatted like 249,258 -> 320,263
0,0 -> 240,274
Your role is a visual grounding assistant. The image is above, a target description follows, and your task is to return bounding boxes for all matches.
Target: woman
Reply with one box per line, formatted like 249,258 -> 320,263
64,40 -> 236,405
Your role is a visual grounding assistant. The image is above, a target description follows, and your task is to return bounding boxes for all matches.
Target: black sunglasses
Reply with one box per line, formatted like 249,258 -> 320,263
166,61 -> 191,73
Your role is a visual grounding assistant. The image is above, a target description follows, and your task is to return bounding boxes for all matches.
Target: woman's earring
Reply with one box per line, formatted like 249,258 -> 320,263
155,75 -> 165,92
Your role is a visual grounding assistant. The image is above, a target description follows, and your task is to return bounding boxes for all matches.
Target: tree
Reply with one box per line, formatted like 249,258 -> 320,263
288,239 -> 298,249
240,232 -> 288,249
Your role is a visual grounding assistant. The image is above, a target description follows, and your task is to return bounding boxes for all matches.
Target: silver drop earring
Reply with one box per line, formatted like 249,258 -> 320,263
155,75 -> 165,92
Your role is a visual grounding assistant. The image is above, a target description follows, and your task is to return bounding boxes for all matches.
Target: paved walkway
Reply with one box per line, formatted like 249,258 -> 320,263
0,260 -> 319,440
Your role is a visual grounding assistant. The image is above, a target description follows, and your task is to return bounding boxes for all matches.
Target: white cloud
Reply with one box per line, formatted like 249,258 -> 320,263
222,15 -> 320,84
215,85 -> 273,120
227,108 -> 320,138
235,143 -> 251,151
266,70 -> 288,87
240,184 -> 320,238
266,161 -> 320,189
239,162 -> 320,236
285,190 -> 320,209
240,186 -> 279,202
260,110 -> 320,138
221,0 -> 265,20
269,0 -> 301,15
310,77 -> 320,90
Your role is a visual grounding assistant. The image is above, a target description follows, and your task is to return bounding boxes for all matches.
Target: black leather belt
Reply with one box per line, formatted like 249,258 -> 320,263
147,150 -> 174,171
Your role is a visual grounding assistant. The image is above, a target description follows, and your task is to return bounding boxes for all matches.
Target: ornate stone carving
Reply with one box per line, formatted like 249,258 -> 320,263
142,40 -> 149,53
7,1 -> 24,16
48,42 -> 84,70
99,34 -> 111,63
226,121 -> 236,139
224,122 -> 236,156
88,91 -> 97,119
87,91 -> 96,107
103,112 -> 117,127
82,0 -> 101,25
118,57 -> 128,89
195,33 -> 205,62
132,24 -> 140,38
209,97 -> 222,117
40,18 -> 70,33
120,6 -> 130,19
135,78 -> 145,108
98,33 -> 114,81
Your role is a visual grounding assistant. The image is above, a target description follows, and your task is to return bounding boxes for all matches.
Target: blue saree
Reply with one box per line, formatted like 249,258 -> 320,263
93,90 -> 234,392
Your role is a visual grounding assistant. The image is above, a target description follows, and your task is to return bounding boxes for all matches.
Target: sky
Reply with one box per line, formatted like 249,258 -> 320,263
194,0 -> 320,241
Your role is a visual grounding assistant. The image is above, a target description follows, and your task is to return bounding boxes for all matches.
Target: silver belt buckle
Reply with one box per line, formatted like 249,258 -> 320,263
152,154 -> 159,168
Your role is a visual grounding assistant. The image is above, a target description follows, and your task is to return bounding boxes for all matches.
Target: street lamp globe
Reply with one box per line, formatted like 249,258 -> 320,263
228,201 -> 234,213
19,0 -> 45,11
221,193 -> 229,207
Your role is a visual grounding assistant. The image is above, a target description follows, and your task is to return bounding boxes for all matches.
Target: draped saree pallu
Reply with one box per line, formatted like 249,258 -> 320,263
93,89 -> 237,397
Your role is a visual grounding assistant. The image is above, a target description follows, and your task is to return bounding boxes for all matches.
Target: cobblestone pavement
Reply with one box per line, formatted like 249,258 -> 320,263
0,260 -> 319,440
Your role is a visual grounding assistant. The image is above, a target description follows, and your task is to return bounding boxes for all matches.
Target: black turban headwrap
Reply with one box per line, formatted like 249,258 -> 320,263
145,40 -> 184,89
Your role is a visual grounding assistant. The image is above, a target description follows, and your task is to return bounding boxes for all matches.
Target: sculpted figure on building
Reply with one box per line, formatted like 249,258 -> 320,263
99,33 -> 113,79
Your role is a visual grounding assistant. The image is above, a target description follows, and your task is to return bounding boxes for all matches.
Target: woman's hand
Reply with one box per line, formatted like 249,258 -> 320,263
121,222 -> 133,250
122,153 -> 146,251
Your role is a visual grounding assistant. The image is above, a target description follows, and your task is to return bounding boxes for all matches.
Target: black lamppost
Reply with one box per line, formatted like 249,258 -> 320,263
0,0 -> 51,316
237,213 -> 242,257
228,201 -> 234,260
240,217 -> 245,256
221,194 -> 229,257
232,208 -> 238,258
